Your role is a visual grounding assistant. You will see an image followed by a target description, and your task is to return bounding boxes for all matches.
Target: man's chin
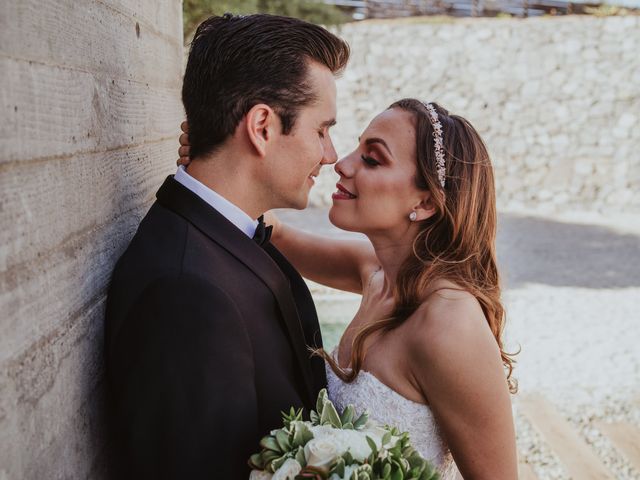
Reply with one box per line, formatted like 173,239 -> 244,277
286,193 -> 309,211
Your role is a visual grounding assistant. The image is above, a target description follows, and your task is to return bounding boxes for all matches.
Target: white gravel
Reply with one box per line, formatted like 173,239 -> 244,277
506,285 -> 640,479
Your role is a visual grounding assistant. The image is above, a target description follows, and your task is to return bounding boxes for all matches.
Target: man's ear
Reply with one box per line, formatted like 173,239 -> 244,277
412,192 -> 437,222
245,104 -> 277,157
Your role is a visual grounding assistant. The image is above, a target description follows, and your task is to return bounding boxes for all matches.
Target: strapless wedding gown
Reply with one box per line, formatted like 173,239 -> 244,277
326,362 -> 459,480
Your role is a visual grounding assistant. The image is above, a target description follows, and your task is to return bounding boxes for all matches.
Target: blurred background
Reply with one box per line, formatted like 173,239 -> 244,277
1,0 -> 638,478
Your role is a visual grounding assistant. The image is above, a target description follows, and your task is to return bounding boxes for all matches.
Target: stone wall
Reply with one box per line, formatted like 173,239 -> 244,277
310,16 -> 640,213
0,1 -> 183,478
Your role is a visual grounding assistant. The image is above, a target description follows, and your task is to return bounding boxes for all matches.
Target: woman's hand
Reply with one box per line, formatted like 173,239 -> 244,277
262,210 -> 283,242
177,121 -> 191,167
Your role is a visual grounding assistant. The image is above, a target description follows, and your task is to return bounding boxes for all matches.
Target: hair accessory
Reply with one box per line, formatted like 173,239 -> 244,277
424,103 -> 446,188
409,211 -> 418,222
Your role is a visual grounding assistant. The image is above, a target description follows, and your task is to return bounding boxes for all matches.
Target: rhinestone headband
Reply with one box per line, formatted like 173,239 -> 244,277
424,103 -> 446,188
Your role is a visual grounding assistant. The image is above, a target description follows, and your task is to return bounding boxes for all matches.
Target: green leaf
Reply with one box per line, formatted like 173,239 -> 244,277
320,399 -> 342,428
259,435 -> 281,453
248,453 -> 264,469
271,453 -> 291,471
262,450 -> 280,471
340,404 -> 355,425
366,435 -> 378,457
342,422 -> 354,430
295,446 -> 307,467
382,431 -> 392,446
330,457 -> 345,477
310,410 -> 320,425
343,451 -> 354,464
316,388 -> 328,415
275,429 -> 292,452
353,411 -> 369,429
409,466 -> 422,478
292,422 -> 314,448
420,463 -> 440,480
390,466 -> 404,480
282,407 -> 304,429
382,463 -> 392,478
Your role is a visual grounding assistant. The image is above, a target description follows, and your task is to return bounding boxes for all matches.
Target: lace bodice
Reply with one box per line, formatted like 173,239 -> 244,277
326,363 -> 458,480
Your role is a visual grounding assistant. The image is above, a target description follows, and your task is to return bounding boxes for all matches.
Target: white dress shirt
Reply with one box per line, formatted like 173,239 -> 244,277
174,165 -> 258,238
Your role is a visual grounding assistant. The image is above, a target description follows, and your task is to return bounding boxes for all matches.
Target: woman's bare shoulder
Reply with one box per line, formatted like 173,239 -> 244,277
406,280 -> 494,362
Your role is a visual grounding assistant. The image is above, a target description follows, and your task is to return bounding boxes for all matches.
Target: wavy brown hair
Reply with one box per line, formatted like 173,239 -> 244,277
321,99 -> 517,393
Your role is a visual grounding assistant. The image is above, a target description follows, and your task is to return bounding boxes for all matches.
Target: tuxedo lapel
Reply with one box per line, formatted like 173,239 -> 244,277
264,243 -> 327,396
155,176 -> 317,404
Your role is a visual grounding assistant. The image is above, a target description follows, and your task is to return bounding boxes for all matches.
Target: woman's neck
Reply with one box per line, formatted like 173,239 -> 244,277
368,226 -> 420,297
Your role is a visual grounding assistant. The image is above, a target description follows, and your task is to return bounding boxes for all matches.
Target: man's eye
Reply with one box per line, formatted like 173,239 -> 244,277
361,155 -> 380,167
318,130 -> 325,139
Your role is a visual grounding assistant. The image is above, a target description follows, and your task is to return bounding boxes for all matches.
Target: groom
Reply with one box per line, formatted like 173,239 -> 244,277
105,13 -> 349,479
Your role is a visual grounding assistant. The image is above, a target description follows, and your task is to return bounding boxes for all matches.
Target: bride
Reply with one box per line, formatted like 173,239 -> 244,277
180,99 -> 518,478
265,99 -> 517,479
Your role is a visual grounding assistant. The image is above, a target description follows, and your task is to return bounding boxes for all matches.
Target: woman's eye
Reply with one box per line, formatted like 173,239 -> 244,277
361,154 -> 380,167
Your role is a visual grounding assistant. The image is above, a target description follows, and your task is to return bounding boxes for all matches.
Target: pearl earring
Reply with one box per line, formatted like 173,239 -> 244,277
409,211 -> 417,222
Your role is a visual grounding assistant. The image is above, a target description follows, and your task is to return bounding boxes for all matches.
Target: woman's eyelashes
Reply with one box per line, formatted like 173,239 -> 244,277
361,154 -> 380,167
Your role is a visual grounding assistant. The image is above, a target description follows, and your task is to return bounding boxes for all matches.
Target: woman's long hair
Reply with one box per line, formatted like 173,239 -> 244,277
321,99 -> 517,393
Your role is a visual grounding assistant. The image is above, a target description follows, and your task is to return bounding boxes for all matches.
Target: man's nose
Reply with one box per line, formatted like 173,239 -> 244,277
321,136 -> 338,165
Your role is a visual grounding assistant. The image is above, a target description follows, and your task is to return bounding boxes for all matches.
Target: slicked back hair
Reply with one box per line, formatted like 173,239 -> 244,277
182,14 -> 350,159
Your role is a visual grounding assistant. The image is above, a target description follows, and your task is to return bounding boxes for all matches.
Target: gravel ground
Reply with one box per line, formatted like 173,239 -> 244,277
278,207 -> 640,479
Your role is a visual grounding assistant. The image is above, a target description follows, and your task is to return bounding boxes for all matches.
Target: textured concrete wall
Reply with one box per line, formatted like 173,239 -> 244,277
310,16 -> 640,213
0,1 -> 183,478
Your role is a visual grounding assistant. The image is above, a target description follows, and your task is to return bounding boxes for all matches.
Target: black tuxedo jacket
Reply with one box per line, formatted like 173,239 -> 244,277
105,176 -> 326,479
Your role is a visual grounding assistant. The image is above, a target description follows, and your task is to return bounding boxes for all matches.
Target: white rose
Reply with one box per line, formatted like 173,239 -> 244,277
307,424 -> 383,462
272,458 -> 302,480
338,429 -> 376,462
249,470 -> 273,480
304,437 -> 340,469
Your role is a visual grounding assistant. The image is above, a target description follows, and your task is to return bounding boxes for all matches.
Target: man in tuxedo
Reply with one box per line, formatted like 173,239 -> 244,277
105,14 -> 350,479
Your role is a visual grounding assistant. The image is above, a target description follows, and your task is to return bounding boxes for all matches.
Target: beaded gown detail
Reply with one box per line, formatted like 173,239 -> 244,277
326,361 -> 458,479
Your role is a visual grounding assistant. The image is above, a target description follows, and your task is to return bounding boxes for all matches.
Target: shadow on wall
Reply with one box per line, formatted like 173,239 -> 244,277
497,214 -> 640,290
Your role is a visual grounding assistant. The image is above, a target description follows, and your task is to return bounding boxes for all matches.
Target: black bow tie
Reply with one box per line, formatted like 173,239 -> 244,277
253,215 -> 273,246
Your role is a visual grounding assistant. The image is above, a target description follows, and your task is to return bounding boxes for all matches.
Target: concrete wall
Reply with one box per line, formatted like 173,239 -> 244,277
0,1 -> 183,478
310,16 -> 640,213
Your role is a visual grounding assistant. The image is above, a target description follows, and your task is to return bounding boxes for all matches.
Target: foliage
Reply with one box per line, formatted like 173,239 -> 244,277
183,0 -> 348,42
583,4 -> 634,16
248,389 -> 440,480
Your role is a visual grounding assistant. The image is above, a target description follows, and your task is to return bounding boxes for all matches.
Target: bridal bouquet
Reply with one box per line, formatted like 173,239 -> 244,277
248,389 -> 439,480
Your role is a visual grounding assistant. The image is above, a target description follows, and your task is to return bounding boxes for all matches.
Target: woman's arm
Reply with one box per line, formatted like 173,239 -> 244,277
266,211 -> 378,294
409,291 -> 518,479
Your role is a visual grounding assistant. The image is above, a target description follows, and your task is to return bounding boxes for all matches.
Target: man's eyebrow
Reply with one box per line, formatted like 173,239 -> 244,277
320,119 -> 337,128
362,137 -> 393,157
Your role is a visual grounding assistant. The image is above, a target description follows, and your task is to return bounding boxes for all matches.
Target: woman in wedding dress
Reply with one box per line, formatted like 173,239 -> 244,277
264,99 -> 518,479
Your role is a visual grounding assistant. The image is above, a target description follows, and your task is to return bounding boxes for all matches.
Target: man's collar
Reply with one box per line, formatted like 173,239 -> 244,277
174,165 -> 258,238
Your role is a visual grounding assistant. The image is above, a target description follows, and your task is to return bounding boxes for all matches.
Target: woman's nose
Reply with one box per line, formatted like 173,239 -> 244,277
334,152 -> 357,178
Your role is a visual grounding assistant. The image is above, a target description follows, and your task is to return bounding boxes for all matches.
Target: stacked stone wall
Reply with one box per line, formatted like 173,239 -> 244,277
310,16 -> 640,213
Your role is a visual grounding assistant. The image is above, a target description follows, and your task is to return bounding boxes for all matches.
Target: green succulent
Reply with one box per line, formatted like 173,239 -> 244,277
250,389 -> 440,480
311,389 -> 369,430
